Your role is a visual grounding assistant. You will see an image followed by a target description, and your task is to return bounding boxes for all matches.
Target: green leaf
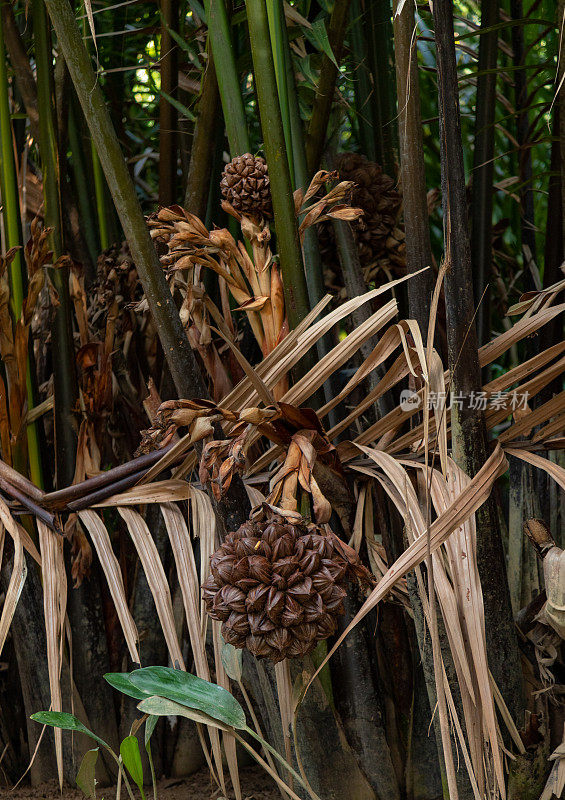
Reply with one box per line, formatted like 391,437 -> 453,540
145,715 -> 158,749
130,666 -> 246,729
76,748 -> 99,799
158,89 -> 196,122
120,736 -> 144,796
137,695 -> 230,731
104,672 -> 152,701
30,712 -> 109,750
220,638 -> 243,682
305,19 -> 338,67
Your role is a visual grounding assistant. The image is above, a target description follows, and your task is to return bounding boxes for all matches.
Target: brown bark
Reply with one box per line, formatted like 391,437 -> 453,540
432,0 -> 523,726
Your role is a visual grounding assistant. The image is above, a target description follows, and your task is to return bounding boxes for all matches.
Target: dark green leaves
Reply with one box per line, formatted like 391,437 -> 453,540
30,712 -> 109,750
104,672 -> 152,701
120,736 -> 145,798
76,749 -> 99,799
129,666 -> 247,729
105,666 -> 247,729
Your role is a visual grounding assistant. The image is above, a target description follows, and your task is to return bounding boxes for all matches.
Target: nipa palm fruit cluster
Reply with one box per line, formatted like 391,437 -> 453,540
220,153 -> 272,218
319,153 -> 405,292
202,506 -> 373,662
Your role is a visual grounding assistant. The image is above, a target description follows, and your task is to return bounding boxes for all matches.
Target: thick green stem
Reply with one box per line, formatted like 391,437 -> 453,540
68,95 -> 99,265
246,0 -> 309,329
184,49 -> 220,217
0,5 -> 42,485
33,0 -> 78,487
306,0 -> 350,173
43,0 -> 210,402
366,0 -> 397,175
266,0 -> 293,184
91,142 -> 109,251
205,0 -> 249,156
349,0 -> 377,162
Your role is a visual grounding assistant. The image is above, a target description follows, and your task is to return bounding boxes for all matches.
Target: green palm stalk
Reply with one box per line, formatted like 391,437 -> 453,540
43,0 -> 211,402
184,48 -> 220,217
0,7 -> 42,485
246,0 -> 310,329
366,0 -> 398,175
349,0 -> 377,162
68,96 -> 99,266
306,0 -> 350,173
266,0 -> 293,183
91,144 -> 109,251
33,0 -> 78,487
205,0 -> 249,156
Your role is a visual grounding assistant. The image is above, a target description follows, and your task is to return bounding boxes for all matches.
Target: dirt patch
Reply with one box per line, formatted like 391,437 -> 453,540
0,764 -> 280,800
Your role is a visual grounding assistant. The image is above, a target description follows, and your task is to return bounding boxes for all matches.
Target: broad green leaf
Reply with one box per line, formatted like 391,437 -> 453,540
130,666 -> 246,729
30,712 -> 109,750
76,748 -> 99,799
104,672 -> 152,701
137,695 -> 229,732
220,639 -> 243,682
120,736 -> 144,796
305,19 -> 338,67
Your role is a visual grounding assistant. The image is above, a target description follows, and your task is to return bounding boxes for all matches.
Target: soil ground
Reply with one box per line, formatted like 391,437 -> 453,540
0,764 -> 280,800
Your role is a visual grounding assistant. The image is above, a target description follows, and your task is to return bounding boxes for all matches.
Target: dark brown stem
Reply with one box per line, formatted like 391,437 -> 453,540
67,469 -> 150,511
0,459 -> 45,501
42,444 -> 175,509
433,0 -> 523,727
470,0 -> 498,346
0,477 -> 58,532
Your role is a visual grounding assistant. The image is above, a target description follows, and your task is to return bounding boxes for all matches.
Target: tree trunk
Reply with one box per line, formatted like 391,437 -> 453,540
432,0 -> 523,728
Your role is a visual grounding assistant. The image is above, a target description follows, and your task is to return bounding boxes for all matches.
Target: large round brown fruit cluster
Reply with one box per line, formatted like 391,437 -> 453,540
220,153 -> 272,218
319,153 -> 405,290
202,510 -> 370,662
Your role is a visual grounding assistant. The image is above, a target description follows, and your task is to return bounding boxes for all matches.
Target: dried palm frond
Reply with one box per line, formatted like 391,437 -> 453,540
0,272 -> 563,797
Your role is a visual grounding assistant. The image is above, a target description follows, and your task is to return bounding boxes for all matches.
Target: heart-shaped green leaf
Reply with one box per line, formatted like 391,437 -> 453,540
129,666 -> 246,729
